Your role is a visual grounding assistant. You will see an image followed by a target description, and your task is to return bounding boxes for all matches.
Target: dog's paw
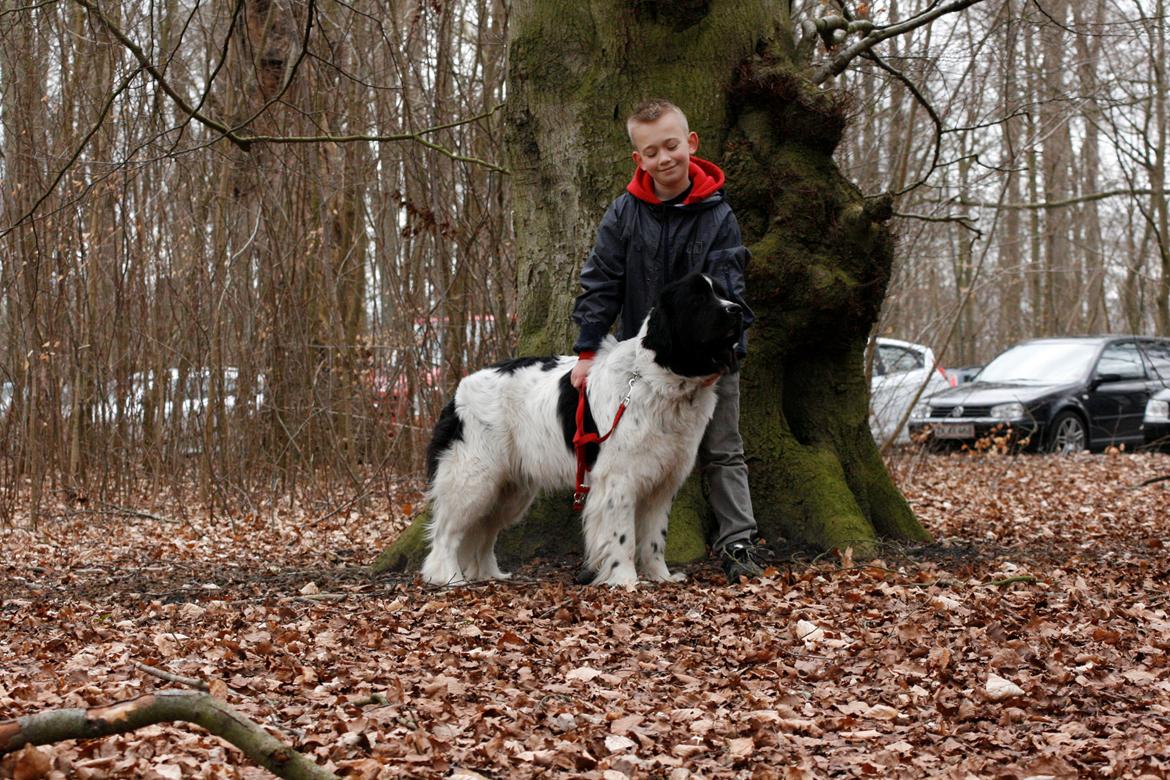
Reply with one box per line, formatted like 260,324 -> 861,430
594,567 -> 638,588
640,562 -> 685,583
421,573 -> 468,587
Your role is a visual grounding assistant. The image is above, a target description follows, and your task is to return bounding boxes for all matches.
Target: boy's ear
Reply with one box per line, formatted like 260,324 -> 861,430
632,149 -> 643,167
688,131 -> 699,154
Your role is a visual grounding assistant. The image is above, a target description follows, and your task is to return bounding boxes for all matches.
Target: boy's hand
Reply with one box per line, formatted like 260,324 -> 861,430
570,358 -> 594,389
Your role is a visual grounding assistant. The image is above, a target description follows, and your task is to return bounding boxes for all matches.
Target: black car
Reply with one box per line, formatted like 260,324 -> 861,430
908,336 -> 1170,453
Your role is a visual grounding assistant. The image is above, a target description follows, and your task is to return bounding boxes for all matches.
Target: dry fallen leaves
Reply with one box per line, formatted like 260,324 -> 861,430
1,453 -> 1170,777
983,673 -> 1026,702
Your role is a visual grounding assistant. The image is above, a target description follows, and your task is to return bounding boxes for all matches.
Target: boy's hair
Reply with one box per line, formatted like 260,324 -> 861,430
626,98 -> 689,145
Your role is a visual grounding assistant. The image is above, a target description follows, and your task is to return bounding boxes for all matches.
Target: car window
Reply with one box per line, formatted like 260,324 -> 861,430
876,344 -> 923,375
978,341 -> 1098,383
1139,340 -> 1170,381
1096,341 -> 1147,380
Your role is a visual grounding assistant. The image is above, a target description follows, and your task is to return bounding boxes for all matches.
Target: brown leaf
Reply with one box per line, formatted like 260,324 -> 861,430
609,714 -> 642,735
208,678 -> 229,700
8,744 -> 52,780
727,737 -> 754,757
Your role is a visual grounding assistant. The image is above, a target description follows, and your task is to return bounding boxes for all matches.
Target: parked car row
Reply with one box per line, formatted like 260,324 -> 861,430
899,336 -> 1170,453
0,368 -> 267,426
869,338 -> 956,444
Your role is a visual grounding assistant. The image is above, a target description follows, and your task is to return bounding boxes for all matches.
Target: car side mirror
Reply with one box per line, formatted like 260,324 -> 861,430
1091,372 -> 1123,389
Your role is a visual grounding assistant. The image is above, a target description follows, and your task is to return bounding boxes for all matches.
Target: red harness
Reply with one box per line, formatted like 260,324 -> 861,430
572,375 -> 638,511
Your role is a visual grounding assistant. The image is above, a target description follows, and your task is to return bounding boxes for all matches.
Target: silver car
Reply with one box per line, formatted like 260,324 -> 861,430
869,337 -> 956,445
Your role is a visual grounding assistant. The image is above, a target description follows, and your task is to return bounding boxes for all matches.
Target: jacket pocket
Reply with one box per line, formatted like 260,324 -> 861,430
686,241 -> 706,273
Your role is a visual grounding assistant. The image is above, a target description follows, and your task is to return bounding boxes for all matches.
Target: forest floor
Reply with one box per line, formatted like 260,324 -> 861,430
3,451 -> 1170,779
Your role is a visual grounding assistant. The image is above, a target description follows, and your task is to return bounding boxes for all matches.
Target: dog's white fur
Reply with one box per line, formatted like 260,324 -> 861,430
421,328 -> 725,587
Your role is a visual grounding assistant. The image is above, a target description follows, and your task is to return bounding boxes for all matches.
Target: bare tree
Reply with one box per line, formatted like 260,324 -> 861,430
0,1 -> 512,521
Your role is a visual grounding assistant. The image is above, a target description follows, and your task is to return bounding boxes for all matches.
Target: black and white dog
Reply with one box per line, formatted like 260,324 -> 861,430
421,273 -> 743,586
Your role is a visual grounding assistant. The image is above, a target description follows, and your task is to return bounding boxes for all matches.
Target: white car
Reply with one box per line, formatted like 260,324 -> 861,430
869,337 -> 955,445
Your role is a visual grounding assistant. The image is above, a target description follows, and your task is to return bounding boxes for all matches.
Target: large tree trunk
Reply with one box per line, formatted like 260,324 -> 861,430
375,0 -> 928,575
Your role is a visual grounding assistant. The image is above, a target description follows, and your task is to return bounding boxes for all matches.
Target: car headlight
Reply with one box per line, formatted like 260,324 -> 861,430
1145,399 -> 1170,422
910,402 -> 930,419
989,402 -> 1025,420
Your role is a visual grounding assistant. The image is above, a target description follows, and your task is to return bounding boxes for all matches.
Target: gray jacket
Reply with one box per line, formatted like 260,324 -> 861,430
572,185 -> 753,356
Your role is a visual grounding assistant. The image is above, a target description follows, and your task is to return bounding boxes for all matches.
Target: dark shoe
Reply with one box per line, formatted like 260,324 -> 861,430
720,540 -> 766,583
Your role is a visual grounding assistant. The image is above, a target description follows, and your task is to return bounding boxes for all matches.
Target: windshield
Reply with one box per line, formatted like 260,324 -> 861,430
977,342 -> 1099,384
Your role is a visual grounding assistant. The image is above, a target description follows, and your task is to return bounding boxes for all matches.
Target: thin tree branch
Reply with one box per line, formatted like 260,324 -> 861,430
810,0 -> 987,84
2,8 -> 506,236
862,51 -> 944,197
0,0 -> 60,16
67,0 -> 508,171
165,0 -> 245,153
1030,0 -> 1081,36
953,188 -> 1158,209
0,64 -> 144,240
71,0 -> 242,143
894,210 -> 981,235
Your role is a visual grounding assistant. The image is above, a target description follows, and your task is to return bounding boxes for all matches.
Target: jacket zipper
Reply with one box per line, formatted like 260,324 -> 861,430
660,204 -> 671,291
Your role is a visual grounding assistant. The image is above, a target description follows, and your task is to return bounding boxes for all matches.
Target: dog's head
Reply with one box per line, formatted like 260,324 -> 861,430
642,273 -> 743,378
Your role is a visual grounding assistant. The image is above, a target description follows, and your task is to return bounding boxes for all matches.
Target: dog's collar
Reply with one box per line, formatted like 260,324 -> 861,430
633,338 -> 723,392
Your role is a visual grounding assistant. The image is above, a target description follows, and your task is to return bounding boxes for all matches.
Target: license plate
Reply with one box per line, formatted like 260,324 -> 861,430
934,422 -> 975,439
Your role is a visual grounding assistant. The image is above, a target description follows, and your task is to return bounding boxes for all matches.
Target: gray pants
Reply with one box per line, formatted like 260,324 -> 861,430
699,372 -> 758,550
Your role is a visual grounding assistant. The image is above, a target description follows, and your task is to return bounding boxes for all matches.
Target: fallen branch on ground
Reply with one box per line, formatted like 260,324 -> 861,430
133,661 -> 210,691
985,575 -> 1038,587
0,690 -> 338,780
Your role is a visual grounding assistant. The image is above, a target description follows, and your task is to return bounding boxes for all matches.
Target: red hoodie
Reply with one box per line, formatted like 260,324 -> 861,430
626,156 -> 726,206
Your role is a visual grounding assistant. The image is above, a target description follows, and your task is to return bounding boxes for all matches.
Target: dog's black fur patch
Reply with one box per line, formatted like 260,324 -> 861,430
643,273 -> 742,377
557,372 -> 599,469
490,356 -> 561,374
426,400 -> 464,482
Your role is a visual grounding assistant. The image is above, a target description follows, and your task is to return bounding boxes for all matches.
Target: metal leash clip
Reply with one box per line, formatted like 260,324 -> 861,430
621,372 -> 640,406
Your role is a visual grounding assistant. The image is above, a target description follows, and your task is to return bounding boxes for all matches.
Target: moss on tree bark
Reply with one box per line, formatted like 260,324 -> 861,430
374,0 -> 929,577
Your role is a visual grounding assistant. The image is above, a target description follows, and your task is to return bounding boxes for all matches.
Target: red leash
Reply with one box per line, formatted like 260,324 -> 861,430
572,374 -> 637,511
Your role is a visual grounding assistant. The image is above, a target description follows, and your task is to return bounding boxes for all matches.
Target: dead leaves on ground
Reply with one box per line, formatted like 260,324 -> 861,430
3,454 -> 1170,778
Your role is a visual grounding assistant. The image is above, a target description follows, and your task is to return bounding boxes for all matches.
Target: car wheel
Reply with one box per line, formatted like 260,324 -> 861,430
1046,411 -> 1087,454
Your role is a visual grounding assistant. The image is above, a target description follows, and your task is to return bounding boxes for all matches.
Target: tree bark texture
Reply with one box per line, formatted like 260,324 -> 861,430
376,0 -> 928,574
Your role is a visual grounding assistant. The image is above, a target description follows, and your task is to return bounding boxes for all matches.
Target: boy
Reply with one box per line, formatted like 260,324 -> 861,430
570,98 -> 767,583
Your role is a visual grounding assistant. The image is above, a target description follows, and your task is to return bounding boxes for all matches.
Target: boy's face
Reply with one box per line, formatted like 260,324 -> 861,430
630,110 -> 699,199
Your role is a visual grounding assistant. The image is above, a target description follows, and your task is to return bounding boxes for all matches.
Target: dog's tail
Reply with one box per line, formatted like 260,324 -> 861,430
426,399 -> 464,484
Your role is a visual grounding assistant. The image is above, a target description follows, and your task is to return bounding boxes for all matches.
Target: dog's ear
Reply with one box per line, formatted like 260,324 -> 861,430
642,303 -> 672,358
707,274 -> 731,300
